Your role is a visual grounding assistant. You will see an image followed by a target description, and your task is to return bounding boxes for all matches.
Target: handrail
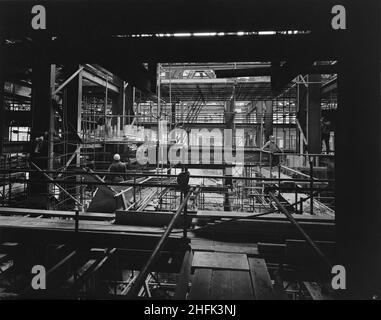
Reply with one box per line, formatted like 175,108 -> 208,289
0,169 -> 335,183
2,177 -> 335,189
125,187 -> 194,298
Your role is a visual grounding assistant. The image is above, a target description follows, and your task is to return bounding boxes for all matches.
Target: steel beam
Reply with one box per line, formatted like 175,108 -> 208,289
82,70 -> 119,94
307,74 -> 322,154
216,65 -> 338,78
5,34 -> 341,66
264,101 -> 273,141
29,39 -> 55,200
0,1 -> 338,38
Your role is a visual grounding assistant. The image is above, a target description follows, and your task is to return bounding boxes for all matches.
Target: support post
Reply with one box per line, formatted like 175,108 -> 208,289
223,98 -> 234,211
307,74 -> 321,154
125,85 -> 134,124
171,102 -> 176,129
29,41 -> 54,204
255,101 -> 263,147
297,78 -> 308,152
264,100 -> 273,141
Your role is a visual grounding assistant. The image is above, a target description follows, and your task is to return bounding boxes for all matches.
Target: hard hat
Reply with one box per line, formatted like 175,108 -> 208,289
113,154 -> 121,161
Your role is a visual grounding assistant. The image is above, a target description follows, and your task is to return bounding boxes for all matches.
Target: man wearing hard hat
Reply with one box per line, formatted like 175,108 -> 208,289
108,153 -> 128,182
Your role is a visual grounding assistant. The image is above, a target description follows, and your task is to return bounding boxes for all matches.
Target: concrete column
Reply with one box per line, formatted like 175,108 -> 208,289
336,0 -> 381,299
307,74 -> 321,154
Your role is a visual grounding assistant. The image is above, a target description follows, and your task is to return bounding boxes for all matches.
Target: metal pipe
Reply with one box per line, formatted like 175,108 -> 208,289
309,157 -> 314,215
0,169 -> 334,183
126,187 -> 193,298
183,191 -> 188,239
2,178 -> 335,196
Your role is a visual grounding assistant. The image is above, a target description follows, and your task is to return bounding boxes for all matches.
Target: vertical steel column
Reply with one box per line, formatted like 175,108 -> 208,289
264,100 -> 273,141
307,74 -> 322,154
297,77 -> 308,152
125,85 -> 134,124
30,37 -> 54,203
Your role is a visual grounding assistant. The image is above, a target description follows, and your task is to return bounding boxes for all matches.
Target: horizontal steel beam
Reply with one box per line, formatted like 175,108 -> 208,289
5,34 -> 342,66
215,65 -> 338,78
82,70 -> 120,93
0,0 -> 337,37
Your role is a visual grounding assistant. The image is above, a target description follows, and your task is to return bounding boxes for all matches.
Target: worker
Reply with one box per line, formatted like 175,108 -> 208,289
33,131 -> 49,154
177,166 -> 190,193
108,153 -> 128,182
262,135 -> 282,167
321,117 -> 331,154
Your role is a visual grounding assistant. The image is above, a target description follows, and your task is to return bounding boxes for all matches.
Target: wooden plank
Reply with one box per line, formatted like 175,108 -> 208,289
230,270 -> 254,300
0,215 -> 174,234
192,252 -> 249,271
190,239 -> 215,252
197,210 -> 334,222
303,282 -> 333,300
174,250 -> 193,299
0,207 -> 113,221
0,221 -> 182,252
191,239 -> 258,255
188,268 -> 212,300
210,270 -> 231,299
248,258 -> 275,300
213,244 -> 258,255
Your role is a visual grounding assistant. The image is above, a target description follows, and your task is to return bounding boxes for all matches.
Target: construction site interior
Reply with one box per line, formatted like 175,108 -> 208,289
0,0 -> 380,300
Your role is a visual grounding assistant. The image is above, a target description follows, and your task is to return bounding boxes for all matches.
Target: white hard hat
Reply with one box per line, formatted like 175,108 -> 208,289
113,154 -> 121,161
